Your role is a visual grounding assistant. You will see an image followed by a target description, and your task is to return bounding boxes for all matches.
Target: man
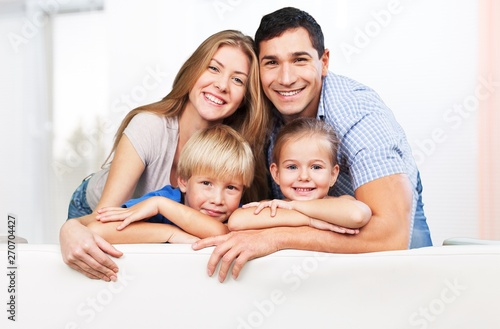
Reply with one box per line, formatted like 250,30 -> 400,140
192,7 -> 432,282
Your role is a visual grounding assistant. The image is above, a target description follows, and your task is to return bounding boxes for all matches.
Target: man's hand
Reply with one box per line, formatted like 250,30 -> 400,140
60,219 -> 123,281
192,230 -> 280,282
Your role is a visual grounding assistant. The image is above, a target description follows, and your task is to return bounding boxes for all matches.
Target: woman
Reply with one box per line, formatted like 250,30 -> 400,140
60,30 -> 269,281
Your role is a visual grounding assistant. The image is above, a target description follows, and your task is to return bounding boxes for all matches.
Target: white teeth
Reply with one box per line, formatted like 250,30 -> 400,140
278,90 -> 301,96
205,93 -> 224,104
295,188 -> 313,192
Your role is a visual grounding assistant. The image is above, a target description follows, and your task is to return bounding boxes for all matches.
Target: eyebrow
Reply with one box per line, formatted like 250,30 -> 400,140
260,51 -> 314,63
211,58 -> 248,77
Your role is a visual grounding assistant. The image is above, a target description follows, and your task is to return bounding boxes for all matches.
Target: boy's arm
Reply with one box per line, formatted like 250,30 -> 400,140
290,196 -> 371,229
87,221 -> 199,244
98,196 -> 229,238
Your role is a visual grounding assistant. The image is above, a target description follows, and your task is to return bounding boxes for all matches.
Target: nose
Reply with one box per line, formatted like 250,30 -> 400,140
298,167 -> 310,181
209,188 -> 224,205
214,76 -> 228,92
277,63 -> 296,86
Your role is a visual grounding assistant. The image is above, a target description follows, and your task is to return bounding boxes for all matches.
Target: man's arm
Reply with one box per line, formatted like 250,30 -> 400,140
192,174 -> 412,282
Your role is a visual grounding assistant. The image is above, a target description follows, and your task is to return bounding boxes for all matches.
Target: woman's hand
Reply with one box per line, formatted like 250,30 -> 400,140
59,219 -> 123,281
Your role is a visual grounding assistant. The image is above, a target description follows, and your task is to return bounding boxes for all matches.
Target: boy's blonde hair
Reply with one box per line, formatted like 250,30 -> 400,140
178,125 -> 255,188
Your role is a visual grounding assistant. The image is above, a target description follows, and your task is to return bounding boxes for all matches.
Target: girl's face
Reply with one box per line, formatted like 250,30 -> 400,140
185,45 -> 250,124
270,135 -> 339,201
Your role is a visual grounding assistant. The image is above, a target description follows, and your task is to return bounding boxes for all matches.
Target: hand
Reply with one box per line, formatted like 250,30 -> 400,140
243,199 -> 293,216
96,198 -> 160,230
192,230 -> 279,282
309,218 -> 359,234
59,219 -> 123,281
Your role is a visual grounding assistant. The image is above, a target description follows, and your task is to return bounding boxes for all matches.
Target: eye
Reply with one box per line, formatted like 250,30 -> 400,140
227,185 -> 238,191
263,60 -> 278,66
286,164 -> 297,170
295,57 -> 308,63
201,181 -> 212,186
311,164 -> 324,170
208,65 -> 219,73
232,76 -> 245,86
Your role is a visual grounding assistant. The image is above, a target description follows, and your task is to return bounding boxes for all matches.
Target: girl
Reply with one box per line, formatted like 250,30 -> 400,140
228,117 -> 371,233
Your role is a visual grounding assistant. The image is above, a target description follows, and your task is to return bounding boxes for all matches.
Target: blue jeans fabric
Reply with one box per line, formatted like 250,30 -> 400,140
67,177 -> 93,220
410,173 -> 433,248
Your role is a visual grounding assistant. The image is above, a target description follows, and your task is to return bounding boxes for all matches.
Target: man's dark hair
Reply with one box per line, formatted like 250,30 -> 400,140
255,7 -> 325,58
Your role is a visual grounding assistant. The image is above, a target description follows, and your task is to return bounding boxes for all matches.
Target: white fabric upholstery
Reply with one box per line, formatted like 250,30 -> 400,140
1,243 -> 499,329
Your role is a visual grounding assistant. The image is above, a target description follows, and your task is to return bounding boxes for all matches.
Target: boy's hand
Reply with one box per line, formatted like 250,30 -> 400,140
242,199 -> 293,217
309,218 -> 359,234
96,198 -> 160,230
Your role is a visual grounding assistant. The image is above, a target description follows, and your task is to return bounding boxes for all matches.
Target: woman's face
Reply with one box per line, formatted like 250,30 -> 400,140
186,45 -> 250,124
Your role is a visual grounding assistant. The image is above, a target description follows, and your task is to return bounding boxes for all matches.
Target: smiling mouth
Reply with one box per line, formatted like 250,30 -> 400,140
293,187 -> 315,193
204,93 -> 225,105
276,88 -> 304,97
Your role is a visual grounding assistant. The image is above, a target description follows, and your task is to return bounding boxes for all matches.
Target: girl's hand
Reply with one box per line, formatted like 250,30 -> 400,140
309,218 -> 360,234
96,198 -> 160,230
242,199 -> 293,217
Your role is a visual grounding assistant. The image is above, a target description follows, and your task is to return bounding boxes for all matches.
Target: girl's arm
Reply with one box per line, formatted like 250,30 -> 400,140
97,196 -> 229,238
228,207 -> 312,231
289,195 -> 372,229
87,221 -> 199,244
229,195 -> 371,232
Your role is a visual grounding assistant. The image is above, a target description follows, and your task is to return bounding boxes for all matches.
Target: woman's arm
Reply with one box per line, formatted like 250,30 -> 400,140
97,196 -> 230,238
60,134 -> 146,280
87,221 -> 199,244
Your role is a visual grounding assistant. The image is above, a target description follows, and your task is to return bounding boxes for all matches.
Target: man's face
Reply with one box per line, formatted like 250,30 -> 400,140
259,27 -> 329,122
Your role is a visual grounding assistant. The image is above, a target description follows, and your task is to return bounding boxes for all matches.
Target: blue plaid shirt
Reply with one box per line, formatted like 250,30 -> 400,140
267,71 -> 425,245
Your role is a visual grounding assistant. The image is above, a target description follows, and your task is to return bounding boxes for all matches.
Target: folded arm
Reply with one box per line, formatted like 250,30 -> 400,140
193,174 -> 412,282
97,196 -> 229,238
87,221 -> 199,244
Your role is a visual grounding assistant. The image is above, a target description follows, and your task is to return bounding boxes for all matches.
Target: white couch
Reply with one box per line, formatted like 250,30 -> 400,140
1,243 -> 499,329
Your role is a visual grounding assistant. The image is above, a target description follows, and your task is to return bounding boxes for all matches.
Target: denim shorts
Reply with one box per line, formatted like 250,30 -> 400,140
409,172 -> 433,248
67,175 -> 93,220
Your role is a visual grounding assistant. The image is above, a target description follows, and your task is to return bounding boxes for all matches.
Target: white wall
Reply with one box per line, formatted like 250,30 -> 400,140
0,0 -> 480,246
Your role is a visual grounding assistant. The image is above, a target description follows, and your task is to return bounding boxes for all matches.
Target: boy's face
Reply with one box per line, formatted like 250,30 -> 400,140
258,27 -> 329,123
178,174 -> 244,222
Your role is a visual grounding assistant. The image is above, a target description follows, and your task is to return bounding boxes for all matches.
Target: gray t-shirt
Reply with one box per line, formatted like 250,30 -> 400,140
86,113 -> 179,210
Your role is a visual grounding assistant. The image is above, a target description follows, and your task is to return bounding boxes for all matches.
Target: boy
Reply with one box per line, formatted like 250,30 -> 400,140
88,124 -> 254,244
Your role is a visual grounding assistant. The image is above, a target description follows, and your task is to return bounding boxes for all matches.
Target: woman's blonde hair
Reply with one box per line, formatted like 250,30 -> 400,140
178,125 -> 254,187
105,30 -> 270,202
